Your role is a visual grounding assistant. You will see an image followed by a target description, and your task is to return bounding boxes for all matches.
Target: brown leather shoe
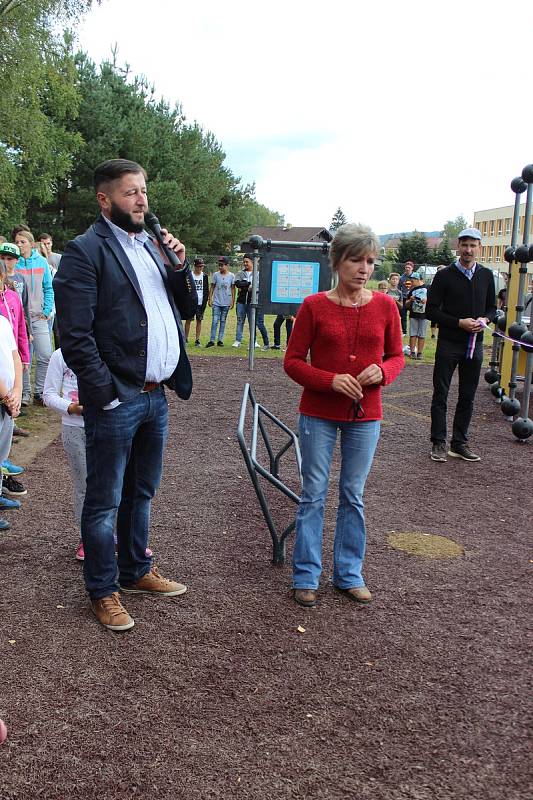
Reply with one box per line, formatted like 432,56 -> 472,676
120,566 -> 187,597
293,589 -> 317,607
91,592 -> 134,631
335,585 -> 372,604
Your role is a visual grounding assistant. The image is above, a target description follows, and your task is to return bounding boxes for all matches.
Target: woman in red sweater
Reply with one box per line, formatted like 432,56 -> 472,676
284,223 -> 404,608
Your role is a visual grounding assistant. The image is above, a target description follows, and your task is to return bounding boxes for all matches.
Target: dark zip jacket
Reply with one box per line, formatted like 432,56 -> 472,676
426,262 -> 497,346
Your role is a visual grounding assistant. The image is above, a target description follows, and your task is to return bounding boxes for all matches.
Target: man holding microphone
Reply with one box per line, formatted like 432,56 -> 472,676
54,159 -> 196,632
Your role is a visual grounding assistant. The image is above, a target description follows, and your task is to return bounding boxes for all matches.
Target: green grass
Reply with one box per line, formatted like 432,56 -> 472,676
187,305 -> 495,368
187,303 -> 441,364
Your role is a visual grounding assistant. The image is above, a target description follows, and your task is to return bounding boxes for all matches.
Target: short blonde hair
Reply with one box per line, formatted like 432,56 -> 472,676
15,230 -> 34,245
329,223 -> 380,271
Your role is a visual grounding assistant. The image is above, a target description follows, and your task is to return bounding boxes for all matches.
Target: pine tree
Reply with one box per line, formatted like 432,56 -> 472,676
330,207 -> 347,231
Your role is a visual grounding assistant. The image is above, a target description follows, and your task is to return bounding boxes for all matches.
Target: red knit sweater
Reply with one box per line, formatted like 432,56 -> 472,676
284,292 -> 404,422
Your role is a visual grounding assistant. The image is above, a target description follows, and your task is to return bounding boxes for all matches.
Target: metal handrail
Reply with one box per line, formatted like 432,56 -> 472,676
237,383 -> 302,564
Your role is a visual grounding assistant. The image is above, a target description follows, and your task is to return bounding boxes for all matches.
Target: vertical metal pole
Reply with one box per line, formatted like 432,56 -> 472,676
509,182 -> 533,404
248,248 -> 260,371
503,177 -> 527,400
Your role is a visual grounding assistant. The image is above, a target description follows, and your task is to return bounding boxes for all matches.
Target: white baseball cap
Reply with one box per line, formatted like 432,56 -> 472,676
458,227 -> 482,241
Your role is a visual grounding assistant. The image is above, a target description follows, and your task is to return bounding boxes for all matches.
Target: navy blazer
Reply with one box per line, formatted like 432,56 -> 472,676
53,215 -> 193,408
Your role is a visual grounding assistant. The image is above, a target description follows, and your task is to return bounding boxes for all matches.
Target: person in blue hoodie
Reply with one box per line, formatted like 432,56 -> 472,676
14,229 -> 53,405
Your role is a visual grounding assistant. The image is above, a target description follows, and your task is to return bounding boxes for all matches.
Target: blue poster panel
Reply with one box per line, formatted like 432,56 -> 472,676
271,260 -> 320,304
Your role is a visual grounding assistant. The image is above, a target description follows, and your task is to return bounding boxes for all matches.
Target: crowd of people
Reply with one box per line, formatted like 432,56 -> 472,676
183,253 -> 294,351
0,159 -> 498,627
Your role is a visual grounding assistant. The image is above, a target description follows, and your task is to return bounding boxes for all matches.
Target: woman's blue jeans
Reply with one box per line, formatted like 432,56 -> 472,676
81,387 -> 168,599
293,414 -> 380,590
210,305 -> 230,342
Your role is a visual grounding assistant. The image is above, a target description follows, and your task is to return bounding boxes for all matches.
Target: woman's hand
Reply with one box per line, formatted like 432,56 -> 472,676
357,364 -> 383,386
331,373 -> 363,400
67,402 -> 84,416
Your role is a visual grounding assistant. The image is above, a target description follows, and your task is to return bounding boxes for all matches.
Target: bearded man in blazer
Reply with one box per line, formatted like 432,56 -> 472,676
54,158 -> 197,632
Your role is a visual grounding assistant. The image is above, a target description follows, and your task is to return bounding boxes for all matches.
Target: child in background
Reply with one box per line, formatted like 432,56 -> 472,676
377,280 -> 388,293
0,253 -> 30,491
0,316 -> 23,530
405,271 -> 428,360
43,350 -> 153,562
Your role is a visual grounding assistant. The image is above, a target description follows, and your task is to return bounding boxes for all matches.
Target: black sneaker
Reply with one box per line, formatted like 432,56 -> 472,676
217,341 -> 224,347
430,443 -> 447,462
3,475 -> 27,496
33,395 -> 45,406
448,444 -> 480,462
194,340 -> 201,346
271,345 -> 281,350
205,341 -> 215,348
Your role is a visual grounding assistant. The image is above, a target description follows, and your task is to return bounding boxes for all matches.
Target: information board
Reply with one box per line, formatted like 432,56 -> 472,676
270,260 -> 320,304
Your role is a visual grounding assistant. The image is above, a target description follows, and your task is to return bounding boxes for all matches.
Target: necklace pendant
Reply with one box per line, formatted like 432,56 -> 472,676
349,354 -> 357,362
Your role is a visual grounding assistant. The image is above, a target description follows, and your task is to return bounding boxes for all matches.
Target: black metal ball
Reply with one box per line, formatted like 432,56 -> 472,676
490,382 -> 504,399
512,416 -> 533,440
248,234 -> 263,249
529,243 -> 533,261
511,176 -> 527,193
504,246 -> 516,264
514,245 -> 530,263
521,164 -> 533,183
508,321 -> 528,340
501,397 -> 521,417
520,330 -> 533,351
496,314 -> 507,331
484,368 -> 499,384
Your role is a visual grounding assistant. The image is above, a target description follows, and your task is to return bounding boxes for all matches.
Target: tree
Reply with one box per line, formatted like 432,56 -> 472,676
242,197 -> 284,229
30,53 -> 284,252
396,231 -> 429,265
429,237 -> 454,266
443,215 -> 469,239
0,1 -> 99,231
330,207 -> 347,231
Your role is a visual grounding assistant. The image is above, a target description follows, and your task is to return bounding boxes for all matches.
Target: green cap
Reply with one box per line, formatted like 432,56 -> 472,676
0,242 -> 20,259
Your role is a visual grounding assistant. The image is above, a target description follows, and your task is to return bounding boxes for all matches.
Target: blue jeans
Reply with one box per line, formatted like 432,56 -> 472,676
81,387 -> 168,599
293,414 -> 380,590
236,302 -> 252,342
255,311 -> 269,346
210,305 -> 230,343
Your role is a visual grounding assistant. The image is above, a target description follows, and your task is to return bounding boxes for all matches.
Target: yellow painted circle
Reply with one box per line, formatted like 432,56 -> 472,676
387,532 -> 464,559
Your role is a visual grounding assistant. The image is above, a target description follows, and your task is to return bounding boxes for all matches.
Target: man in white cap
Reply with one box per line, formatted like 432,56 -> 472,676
426,228 -> 496,462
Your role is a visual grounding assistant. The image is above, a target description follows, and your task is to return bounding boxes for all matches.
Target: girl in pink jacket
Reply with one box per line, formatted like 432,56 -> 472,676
0,263 -> 30,368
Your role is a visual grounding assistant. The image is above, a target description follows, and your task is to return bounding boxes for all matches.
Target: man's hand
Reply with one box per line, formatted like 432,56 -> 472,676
331,373 -> 363,400
459,317 -> 483,333
357,364 -> 383,386
159,227 -> 186,265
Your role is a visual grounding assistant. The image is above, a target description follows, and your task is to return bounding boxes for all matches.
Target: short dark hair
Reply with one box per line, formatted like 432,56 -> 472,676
93,159 -> 147,192
11,223 -> 31,240
37,232 -> 52,241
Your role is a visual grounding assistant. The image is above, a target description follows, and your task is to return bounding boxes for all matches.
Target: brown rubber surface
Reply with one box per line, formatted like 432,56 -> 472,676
0,356 -> 530,799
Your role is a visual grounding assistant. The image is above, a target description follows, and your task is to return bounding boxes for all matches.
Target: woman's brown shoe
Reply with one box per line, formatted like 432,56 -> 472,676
335,585 -> 372,604
293,589 -> 317,607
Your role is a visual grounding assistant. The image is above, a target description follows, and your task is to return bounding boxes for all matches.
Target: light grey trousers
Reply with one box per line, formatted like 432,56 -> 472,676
61,424 -> 87,526
0,411 -> 14,497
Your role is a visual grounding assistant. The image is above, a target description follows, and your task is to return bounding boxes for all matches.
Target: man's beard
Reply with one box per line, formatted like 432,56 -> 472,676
109,202 -> 145,234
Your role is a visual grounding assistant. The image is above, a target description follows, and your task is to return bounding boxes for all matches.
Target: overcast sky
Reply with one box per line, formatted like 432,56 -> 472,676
78,0 -> 533,234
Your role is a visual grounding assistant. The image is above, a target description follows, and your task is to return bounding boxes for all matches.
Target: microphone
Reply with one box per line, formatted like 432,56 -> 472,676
144,211 -> 182,269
